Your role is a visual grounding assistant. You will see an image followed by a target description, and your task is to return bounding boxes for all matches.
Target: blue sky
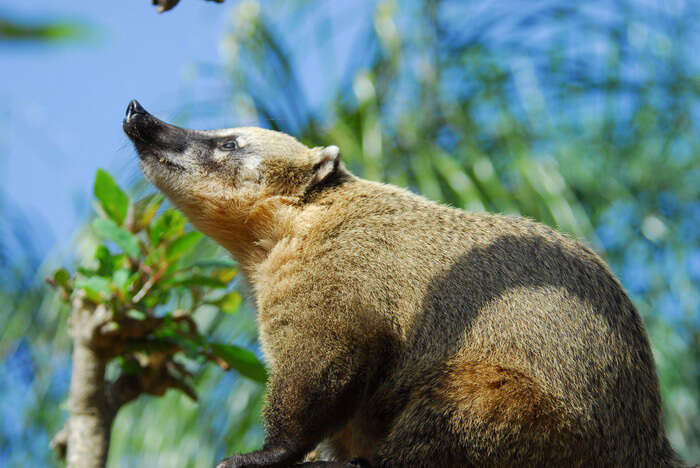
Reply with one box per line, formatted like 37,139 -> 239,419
0,1 -> 287,258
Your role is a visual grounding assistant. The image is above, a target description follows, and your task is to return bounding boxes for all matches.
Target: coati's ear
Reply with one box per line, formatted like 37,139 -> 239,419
311,145 -> 340,185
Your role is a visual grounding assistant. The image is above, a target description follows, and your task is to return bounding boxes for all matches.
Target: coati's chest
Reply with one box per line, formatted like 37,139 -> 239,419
248,236 -> 307,363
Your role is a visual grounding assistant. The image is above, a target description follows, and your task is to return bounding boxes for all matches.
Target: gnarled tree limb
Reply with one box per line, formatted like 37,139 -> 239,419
51,292 -> 200,467
62,294 -> 113,468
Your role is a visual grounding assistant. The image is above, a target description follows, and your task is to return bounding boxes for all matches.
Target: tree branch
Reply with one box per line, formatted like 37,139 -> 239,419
53,293 -> 201,467
152,0 -> 224,13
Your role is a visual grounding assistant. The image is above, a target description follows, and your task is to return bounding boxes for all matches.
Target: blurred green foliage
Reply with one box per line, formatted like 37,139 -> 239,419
0,0 -> 698,466
49,169 -> 266,394
0,17 -> 87,42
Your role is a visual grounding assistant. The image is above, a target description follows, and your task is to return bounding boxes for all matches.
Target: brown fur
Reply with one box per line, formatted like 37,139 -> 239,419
123,109 -> 685,467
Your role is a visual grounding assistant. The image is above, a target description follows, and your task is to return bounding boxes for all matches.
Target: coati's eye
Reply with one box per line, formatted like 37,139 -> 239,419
221,139 -> 238,151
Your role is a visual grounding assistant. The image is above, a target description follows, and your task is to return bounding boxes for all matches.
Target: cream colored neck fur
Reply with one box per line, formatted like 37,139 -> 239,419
178,191 -> 304,278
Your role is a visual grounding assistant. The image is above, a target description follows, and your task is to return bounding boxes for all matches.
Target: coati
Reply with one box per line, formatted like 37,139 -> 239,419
123,99 -> 686,468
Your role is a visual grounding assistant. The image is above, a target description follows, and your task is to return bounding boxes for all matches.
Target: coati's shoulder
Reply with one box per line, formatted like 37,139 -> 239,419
290,175 -> 626,328
303,175 -> 600,263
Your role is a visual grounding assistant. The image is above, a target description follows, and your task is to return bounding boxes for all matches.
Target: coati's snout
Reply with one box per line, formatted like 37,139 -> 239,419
123,99 -> 191,172
123,99 -> 269,199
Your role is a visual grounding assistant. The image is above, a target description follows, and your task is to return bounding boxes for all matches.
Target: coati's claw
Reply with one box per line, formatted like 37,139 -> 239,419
214,454 -> 260,468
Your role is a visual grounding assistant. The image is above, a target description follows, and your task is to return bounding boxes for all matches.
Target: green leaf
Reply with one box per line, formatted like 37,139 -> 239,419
150,209 -> 186,246
94,169 -> 129,225
172,275 -> 228,289
95,245 -> 115,276
143,290 -> 171,308
113,269 -> 129,289
174,335 -> 203,356
118,357 -> 142,375
209,343 -> 268,383
213,267 -> 238,283
92,218 -> 140,259
126,309 -> 147,320
152,315 -> 179,338
153,319 -> 204,355
127,271 -> 141,293
190,259 -> 237,270
215,291 -> 243,314
112,269 -> 138,298
144,247 -> 165,269
132,193 -> 165,233
166,231 -> 203,261
77,267 -> 97,277
74,276 -> 113,302
52,268 -> 71,288
158,261 -> 180,285
113,253 -> 131,270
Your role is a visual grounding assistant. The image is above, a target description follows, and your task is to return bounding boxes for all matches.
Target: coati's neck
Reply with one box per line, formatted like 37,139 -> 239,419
178,193 -> 302,277
178,171 -> 357,278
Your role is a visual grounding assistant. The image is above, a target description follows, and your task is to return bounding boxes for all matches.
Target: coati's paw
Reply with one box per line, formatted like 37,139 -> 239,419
295,462 -> 370,467
216,446 -> 301,468
215,453 -> 273,468
215,454 -> 249,468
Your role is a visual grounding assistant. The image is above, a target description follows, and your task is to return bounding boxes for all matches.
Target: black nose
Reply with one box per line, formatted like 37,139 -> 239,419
125,99 -> 148,122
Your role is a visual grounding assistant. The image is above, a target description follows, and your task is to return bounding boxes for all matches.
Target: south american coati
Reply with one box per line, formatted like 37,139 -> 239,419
122,99 -> 685,468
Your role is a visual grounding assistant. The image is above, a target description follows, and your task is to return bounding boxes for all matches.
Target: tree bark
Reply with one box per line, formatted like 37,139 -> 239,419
50,293 -> 200,466
66,342 -> 112,468
60,294 -> 114,468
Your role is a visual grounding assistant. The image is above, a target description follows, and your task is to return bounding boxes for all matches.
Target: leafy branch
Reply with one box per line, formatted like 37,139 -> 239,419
48,169 -> 265,468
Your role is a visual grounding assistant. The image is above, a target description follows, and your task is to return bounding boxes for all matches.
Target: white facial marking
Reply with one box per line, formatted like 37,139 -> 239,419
238,155 -> 261,186
243,155 -> 261,171
207,128 -> 237,137
212,151 -> 228,163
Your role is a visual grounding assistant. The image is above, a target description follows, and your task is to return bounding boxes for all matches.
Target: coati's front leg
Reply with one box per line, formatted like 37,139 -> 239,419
216,336 -> 369,468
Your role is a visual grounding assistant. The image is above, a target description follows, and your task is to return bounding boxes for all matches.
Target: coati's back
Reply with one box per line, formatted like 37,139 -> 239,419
297,178 -> 679,467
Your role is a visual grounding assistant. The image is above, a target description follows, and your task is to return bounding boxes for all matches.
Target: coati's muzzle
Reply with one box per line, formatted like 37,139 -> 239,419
122,99 -> 192,168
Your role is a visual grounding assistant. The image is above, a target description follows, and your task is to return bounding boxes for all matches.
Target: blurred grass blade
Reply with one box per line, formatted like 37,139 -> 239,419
433,152 -> 485,212
0,17 -> 88,42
